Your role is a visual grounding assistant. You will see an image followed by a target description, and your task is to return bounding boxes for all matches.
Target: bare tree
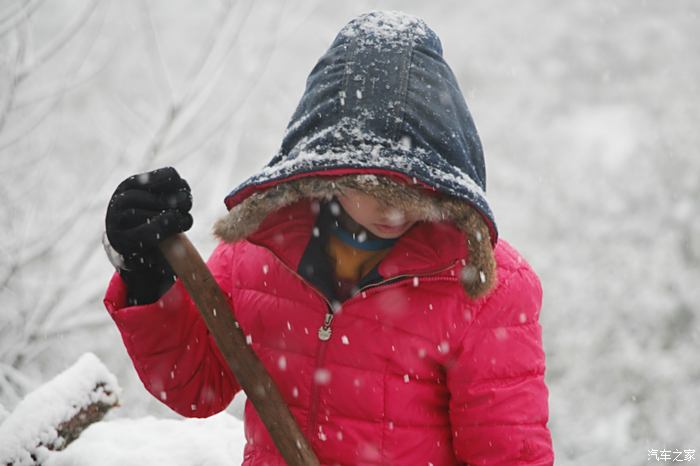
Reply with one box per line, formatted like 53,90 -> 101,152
0,0 -> 316,410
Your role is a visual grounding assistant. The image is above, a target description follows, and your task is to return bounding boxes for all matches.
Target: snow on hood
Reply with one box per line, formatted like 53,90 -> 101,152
223,10 -> 497,242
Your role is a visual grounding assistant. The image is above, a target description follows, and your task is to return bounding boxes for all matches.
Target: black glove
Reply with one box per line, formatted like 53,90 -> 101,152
105,167 -> 193,305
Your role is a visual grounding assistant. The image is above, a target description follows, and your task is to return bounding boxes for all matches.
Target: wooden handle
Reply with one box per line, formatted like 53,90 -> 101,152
159,234 -> 320,466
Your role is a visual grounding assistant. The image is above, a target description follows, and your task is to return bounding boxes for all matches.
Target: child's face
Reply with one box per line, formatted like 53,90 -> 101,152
337,188 -> 417,239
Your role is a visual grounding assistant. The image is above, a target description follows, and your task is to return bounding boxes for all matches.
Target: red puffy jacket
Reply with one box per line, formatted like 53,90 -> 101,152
104,199 -> 554,465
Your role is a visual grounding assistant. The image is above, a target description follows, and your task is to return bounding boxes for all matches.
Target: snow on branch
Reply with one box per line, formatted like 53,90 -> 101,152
0,353 -> 120,466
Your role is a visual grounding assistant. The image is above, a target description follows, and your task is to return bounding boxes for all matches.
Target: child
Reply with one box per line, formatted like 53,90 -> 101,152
103,11 -> 554,465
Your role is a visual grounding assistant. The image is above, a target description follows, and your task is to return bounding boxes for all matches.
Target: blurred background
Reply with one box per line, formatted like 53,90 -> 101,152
0,0 -> 698,464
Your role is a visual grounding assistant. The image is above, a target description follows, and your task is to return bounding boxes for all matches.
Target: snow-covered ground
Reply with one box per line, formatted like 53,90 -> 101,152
44,413 -> 246,466
1,1 -> 698,464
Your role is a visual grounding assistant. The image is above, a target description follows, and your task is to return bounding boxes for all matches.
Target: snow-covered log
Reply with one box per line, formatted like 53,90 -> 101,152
0,353 -> 120,466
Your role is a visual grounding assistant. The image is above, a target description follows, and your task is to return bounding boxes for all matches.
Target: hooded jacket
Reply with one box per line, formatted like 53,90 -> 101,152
104,11 -> 553,465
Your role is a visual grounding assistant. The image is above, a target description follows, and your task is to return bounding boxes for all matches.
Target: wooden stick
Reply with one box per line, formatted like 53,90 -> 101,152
159,234 -> 319,466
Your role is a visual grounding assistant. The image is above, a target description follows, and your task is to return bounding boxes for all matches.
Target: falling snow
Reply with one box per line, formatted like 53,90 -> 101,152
314,368 -> 331,385
0,3 -> 696,466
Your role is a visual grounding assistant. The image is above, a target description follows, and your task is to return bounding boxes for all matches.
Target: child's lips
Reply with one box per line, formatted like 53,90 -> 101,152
374,222 -> 408,233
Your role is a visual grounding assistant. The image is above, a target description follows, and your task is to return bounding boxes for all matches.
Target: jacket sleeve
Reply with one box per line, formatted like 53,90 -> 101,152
447,264 -> 554,465
103,241 -> 240,418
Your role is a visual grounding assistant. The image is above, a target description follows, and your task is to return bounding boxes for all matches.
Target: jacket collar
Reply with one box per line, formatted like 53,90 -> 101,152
245,199 -> 467,286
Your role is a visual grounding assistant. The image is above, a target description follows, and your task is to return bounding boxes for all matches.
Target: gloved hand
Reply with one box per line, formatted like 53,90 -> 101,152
105,167 -> 193,305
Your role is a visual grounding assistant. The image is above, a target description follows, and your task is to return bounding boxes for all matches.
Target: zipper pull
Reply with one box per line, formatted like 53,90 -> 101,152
318,312 -> 334,341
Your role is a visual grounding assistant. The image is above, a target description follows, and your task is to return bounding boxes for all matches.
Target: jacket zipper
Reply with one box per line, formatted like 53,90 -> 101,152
308,301 -> 333,441
318,311 -> 334,341
245,241 -> 460,440
245,242 -> 336,440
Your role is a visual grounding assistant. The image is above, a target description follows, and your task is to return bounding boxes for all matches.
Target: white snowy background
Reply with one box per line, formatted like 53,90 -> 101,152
1,0 -> 699,464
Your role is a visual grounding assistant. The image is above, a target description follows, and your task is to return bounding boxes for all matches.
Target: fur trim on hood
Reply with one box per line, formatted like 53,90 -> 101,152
213,174 -> 496,299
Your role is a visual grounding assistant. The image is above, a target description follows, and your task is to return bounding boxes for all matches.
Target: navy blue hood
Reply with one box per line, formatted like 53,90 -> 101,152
225,11 -> 497,242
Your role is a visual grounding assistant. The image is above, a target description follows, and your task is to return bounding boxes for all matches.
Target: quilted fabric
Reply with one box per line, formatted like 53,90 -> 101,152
104,200 -> 553,465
